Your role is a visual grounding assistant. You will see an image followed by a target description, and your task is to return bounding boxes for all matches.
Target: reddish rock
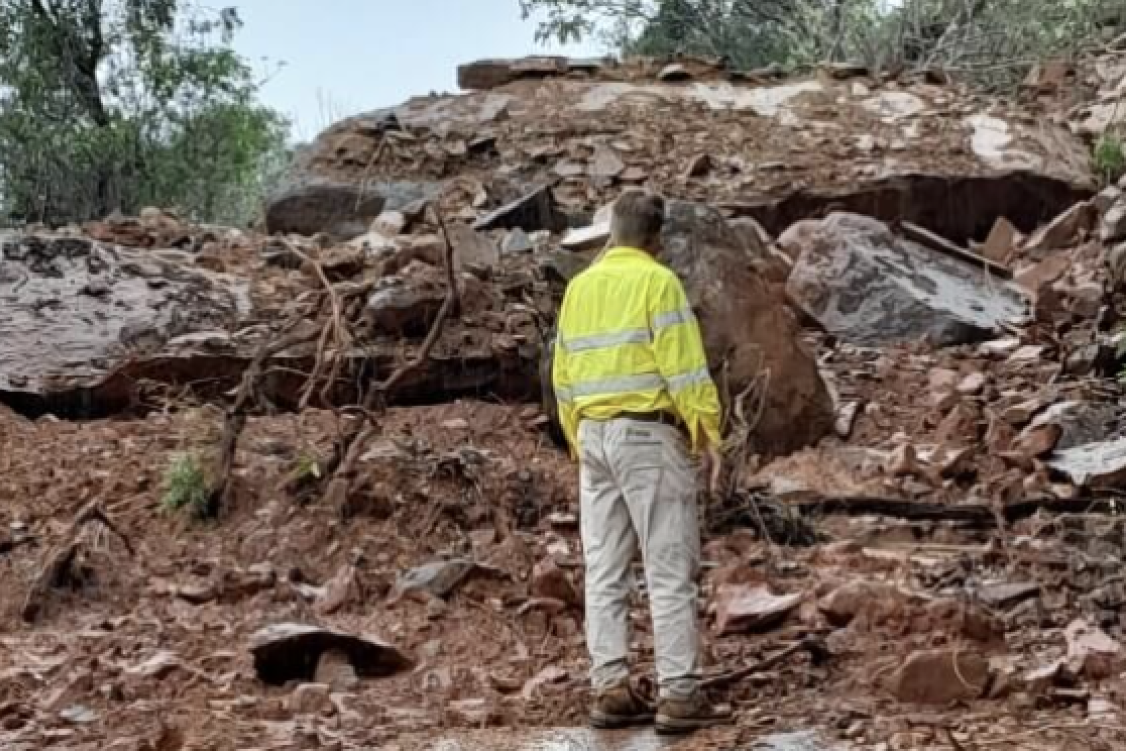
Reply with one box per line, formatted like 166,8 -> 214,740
819,580 -> 904,627
531,560 -> 581,608
288,683 -> 333,715
714,585 -> 802,635
890,649 -> 989,704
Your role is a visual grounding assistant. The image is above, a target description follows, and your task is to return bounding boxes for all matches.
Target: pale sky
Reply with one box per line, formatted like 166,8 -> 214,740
230,0 -> 603,140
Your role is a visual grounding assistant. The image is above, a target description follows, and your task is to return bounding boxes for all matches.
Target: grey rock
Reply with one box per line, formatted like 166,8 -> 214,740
1032,401 -> 1122,451
365,282 -> 445,337
265,178 -> 441,241
1102,203 -> 1126,243
1049,437 -> 1126,487
502,228 -> 534,255
394,559 -> 476,599
473,185 -> 566,233
448,223 -> 500,270
785,213 -> 1028,346
539,249 -> 594,285
0,231 -> 248,417
561,222 -> 611,252
978,582 -> 1041,609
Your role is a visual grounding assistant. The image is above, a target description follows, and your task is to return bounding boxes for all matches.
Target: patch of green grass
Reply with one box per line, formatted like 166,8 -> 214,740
294,452 -> 323,481
1095,133 -> 1126,186
161,453 -> 210,518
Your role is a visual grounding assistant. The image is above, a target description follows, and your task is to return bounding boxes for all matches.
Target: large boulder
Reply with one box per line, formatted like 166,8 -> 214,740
264,177 -> 441,241
0,231 -> 249,417
783,213 -> 1029,347
542,201 -> 835,458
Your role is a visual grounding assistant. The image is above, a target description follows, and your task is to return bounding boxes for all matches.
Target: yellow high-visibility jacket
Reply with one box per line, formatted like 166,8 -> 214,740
552,245 -> 722,456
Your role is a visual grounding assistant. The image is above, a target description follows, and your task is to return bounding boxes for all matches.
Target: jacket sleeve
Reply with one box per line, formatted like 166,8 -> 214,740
551,291 -> 580,459
649,272 -> 722,452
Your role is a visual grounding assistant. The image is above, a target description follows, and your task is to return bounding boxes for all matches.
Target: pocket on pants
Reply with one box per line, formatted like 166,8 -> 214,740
619,424 -> 665,469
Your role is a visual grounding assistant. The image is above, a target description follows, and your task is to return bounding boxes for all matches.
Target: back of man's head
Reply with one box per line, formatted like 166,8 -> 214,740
610,190 -> 665,253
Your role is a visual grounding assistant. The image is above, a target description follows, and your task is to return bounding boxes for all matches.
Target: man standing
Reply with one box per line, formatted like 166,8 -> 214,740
552,190 -> 729,734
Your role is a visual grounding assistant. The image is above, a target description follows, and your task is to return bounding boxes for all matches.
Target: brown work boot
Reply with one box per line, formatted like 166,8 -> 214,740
655,692 -> 732,735
589,681 -> 655,729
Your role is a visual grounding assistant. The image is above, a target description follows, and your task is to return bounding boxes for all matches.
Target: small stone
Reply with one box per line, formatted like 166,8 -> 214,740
372,210 -> 407,237
1102,203 -> 1126,244
447,698 -> 499,726
928,369 -> 959,406
426,597 -> 448,620
448,223 -> 500,270
589,144 -> 625,179
441,419 -> 470,431
979,337 -> 1021,357
1010,345 -> 1046,362
1095,186 -> 1124,214
394,559 -> 476,600
531,560 -> 580,607
982,218 -> 1017,263
956,372 -> 986,395
978,582 -> 1041,609
288,683 -> 333,715
684,153 -> 714,179
1012,422 -> 1062,461
501,228 -> 534,254
59,704 -> 96,724
561,222 -> 610,252
315,649 -> 360,692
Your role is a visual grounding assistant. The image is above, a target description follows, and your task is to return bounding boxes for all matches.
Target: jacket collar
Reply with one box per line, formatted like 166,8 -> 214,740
600,245 -> 656,263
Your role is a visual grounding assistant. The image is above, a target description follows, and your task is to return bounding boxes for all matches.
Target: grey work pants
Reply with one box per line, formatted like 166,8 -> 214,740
578,417 -> 702,700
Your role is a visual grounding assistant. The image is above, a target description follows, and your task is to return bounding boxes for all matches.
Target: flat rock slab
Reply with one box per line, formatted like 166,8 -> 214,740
1049,437 -> 1126,487
0,231 -> 248,413
250,623 -> 412,686
785,213 -> 1028,346
419,728 -> 839,751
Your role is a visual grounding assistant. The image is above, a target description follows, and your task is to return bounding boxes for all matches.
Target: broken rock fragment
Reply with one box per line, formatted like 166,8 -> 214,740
365,281 -> 446,338
250,623 -> 412,686
977,582 -> 1041,610
263,177 -> 412,241
1023,202 -> 1097,258
288,683 -> 334,715
785,213 -> 1027,346
393,559 -> 476,600
472,185 -> 566,233
531,560 -> 581,608
714,585 -> 802,635
1048,437 -> 1126,488
1066,619 -> 1122,681
819,580 -> 904,627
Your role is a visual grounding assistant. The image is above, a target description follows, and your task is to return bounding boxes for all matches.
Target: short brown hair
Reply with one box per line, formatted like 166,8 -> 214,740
610,190 -> 665,250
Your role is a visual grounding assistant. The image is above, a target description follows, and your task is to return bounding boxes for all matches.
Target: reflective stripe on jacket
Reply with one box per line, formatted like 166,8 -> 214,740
551,245 -> 722,456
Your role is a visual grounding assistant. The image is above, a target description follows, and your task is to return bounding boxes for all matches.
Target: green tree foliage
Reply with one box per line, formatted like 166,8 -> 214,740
521,0 -> 1126,89
0,1 -> 289,227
